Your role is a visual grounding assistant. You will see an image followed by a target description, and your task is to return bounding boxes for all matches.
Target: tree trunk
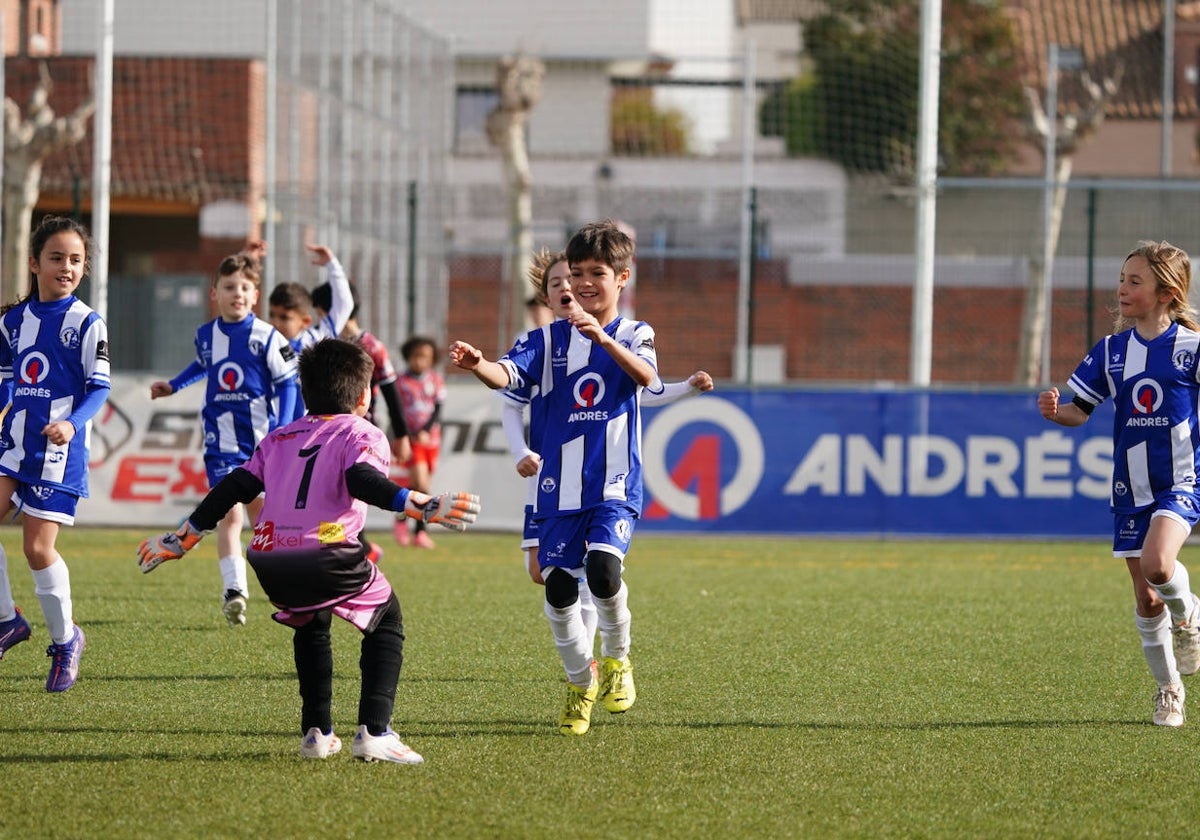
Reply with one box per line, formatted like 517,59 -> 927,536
498,117 -> 533,349
1,63 -> 95,307
1,159 -> 42,305
1016,155 -> 1074,386
486,55 -> 543,352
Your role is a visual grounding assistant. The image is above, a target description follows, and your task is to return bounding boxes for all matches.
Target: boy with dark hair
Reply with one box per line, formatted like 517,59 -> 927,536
449,219 -> 659,735
267,244 -> 355,422
138,338 -> 481,762
311,279 -> 411,468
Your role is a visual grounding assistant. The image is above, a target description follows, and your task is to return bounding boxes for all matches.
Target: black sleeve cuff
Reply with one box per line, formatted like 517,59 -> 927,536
1071,396 -> 1095,416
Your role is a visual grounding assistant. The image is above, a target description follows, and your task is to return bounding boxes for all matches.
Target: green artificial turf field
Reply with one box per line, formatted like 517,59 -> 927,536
1,529 -> 1192,838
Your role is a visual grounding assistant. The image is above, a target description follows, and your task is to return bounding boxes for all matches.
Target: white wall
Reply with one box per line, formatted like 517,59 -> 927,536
400,0 -> 652,58
61,0 -> 268,55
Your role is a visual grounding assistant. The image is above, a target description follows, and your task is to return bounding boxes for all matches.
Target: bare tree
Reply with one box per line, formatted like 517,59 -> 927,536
486,54 -> 544,349
3,62 -> 95,305
1017,65 -> 1122,386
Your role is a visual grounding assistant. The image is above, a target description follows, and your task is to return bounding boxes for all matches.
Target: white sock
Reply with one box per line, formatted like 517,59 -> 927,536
1136,608 -> 1179,687
543,600 -> 593,687
594,581 -> 631,661
579,581 -> 598,653
1152,563 -> 1197,625
33,556 -> 72,644
0,544 -> 14,622
218,555 -> 248,596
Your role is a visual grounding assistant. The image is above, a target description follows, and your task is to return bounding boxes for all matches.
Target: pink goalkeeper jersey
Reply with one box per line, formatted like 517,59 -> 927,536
243,413 -> 391,553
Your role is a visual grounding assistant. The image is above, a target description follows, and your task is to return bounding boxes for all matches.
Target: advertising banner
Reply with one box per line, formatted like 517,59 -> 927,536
83,378 -> 1114,539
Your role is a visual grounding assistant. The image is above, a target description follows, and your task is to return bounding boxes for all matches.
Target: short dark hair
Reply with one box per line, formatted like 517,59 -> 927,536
311,279 -> 360,319
401,334 -> 438,363
268,282 -> 312,312
565,219 -> 634,275
298,339 -> 374,414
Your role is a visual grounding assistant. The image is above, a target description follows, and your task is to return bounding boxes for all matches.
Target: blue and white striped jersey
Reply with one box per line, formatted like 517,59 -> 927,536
0,295 -> 110,495
498,317 -> 657,518
284,256 -> 352,420
1067,322 -> 1200,512
291,256 -> 352,353
185,314 -> 298,461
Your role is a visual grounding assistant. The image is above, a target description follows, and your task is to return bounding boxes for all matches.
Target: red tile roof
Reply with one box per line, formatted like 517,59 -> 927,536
5,55 -> 257,206
1007,0 -> 1196,119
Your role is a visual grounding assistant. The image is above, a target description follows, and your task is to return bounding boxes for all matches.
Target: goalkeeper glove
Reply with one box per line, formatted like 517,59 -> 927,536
137,520 -> 206,574
406,492 -> 481,531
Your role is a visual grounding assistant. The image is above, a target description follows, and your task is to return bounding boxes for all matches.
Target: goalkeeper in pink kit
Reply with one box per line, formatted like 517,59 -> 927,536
137,339 -> 480,764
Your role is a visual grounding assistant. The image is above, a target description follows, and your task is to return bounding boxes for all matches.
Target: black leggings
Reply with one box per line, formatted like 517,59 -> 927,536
292,592 -> 405,736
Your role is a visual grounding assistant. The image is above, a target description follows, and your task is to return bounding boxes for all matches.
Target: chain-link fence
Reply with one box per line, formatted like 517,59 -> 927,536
42,1 -> 1200,385
442,0 -> 1200,386
268,0 -> 454,353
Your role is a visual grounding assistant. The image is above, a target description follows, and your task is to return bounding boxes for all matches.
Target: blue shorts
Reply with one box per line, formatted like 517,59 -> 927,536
536,502 -> 637,573
1113,491 -> 1200,557
13,482 -> 80,526
204,454 -> 248,488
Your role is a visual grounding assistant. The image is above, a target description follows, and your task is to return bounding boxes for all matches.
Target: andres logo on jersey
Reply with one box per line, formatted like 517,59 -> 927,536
15,352 -> 52,398
1128,378 -> 1169,427
568,373 -> 608,422
213,362 -> 251,402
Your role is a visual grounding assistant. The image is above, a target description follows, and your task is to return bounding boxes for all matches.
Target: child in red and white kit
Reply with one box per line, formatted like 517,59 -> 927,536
393,336 -> 446,549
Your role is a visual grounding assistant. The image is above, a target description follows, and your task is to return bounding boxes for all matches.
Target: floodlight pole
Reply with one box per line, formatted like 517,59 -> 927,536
1040,45 -> 1060,386
910,0 -> 941,386
735,38 -> 756,384
263,0 -> 277,289
91,0 -> 113,321
1163,0 -> 1176,176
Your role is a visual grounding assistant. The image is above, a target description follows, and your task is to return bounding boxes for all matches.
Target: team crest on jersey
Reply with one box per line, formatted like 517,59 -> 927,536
59,326 -> 80,350
248,339 -> 264,356
19,351 -> 50,384
1174,349 -> 1195,372
540,476 -> 557,494
1114,480 -> 1128,497
217,361 -> 244,391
